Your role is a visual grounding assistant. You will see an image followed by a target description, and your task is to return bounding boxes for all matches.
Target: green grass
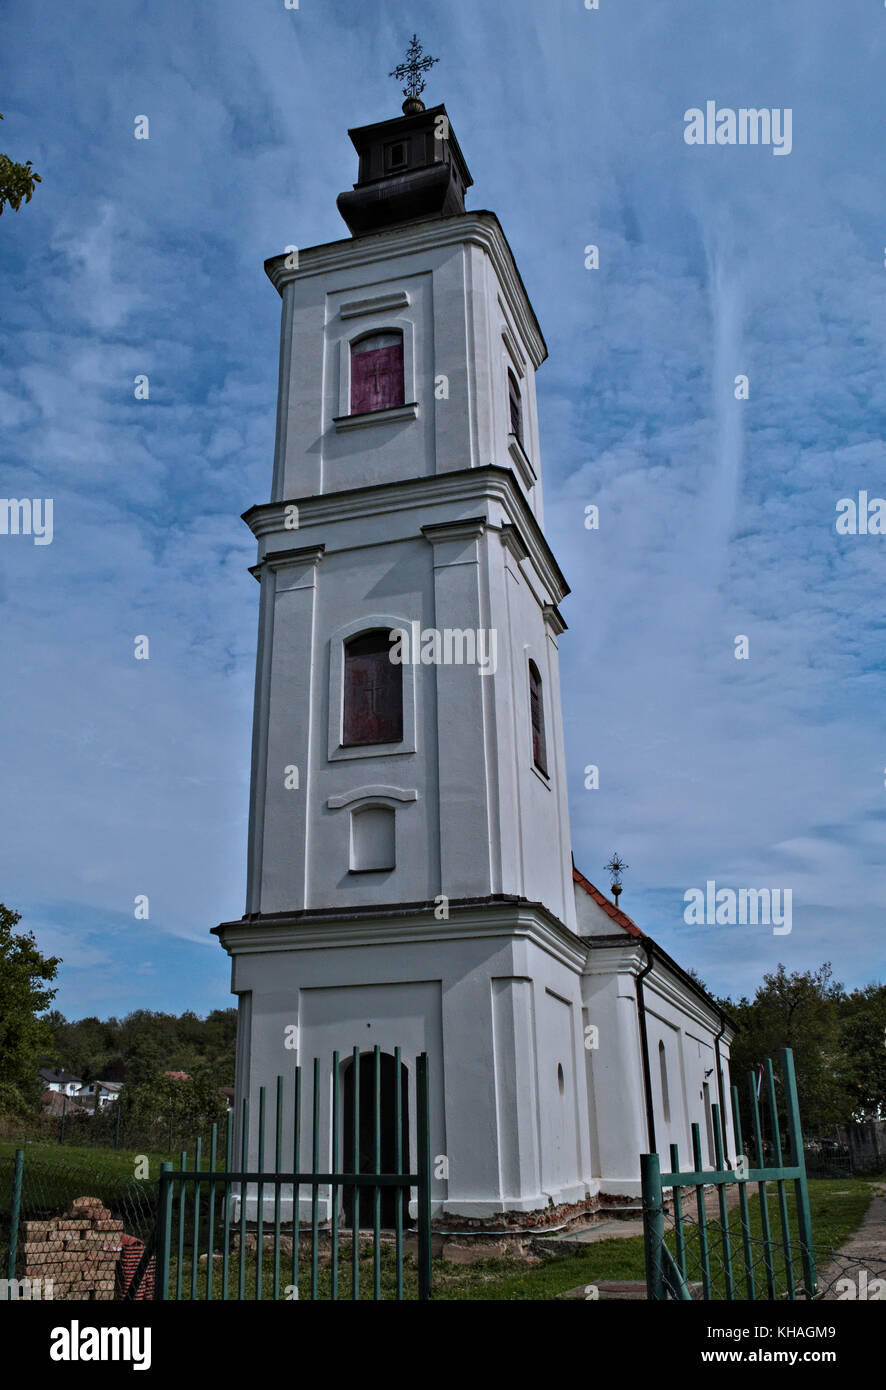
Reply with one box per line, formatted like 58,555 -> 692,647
0,1138 -> 220,1178
156,1177 -> 876,1302
166,1242 -> 422,1301
430,1178 -> 876,1301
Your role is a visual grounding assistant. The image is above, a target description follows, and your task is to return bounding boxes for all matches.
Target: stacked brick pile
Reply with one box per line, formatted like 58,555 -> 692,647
20,1196 -> 124,1299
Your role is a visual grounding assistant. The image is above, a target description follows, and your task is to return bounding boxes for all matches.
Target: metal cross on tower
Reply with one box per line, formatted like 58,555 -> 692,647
604,853 -> 629,907
389,34 -> 439,111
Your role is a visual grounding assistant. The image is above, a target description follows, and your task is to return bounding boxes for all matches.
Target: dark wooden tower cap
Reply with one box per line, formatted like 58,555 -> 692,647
337,104 -> 473,237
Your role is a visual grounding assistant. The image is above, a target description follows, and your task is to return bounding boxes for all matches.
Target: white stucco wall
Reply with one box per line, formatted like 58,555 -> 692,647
244,211 -> 576,932
577,889 -> 735,1197
219,903 -> 593,1222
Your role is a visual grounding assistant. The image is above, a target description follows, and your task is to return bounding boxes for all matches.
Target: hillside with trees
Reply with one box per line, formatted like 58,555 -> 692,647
39,1008 -> 238,1088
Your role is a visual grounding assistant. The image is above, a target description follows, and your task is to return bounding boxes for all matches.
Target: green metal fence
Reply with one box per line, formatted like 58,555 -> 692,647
151,1046 -> 433,1301
641,1047 -> 817,1301
4,1047 -> 433,1301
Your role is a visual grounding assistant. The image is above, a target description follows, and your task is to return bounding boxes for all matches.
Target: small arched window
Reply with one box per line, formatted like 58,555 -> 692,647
351,331 -> 405,415
508,369 -> 523,446
659,1041 -> 671,1125
343,630 -> 403,747
528,660 -> 547,775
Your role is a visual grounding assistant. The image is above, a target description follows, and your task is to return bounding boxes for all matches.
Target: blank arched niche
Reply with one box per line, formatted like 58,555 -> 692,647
349,804 -> 396,873
659,1040 -> 671,1125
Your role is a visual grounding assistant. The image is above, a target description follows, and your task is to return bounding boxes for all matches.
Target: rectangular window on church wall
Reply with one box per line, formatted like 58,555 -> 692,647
343,630 -> 403,746
508,370 -> 523,445
529,661 -> 548,775
350,332 -> 405,415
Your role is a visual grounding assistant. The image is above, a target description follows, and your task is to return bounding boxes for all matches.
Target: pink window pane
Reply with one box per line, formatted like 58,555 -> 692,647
350,335 -> 405,414
343,631 -> 403,746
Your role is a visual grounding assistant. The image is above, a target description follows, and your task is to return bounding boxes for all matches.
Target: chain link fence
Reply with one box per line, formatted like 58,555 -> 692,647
1,1151 -> 159,1300
0,1105 -> 231,1156
660,1191 -> 886,1300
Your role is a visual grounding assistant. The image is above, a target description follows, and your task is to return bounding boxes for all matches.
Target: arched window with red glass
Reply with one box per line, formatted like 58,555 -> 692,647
342,629 -> 403,747
350,331 -> 405,415
528,659 -> 548,775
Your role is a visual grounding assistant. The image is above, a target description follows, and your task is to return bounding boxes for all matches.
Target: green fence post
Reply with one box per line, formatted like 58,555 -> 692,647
256,1086 -> 266,1302
6,1149 -> 24,1292
764,1057 -> 795,1300
273,1075 -> 284,1304
640,1153 -> 667,1299
668,1143 -> 686,1283
730,1084 -> 756,1301
712,1103 -> 734,1300
207,1120 -> 218,1302
155,1162 -> 173,1301
330,1058 -> 339,1303
310,1060 -> 320,1301
416,1052 -> 432,1300
394,1046 -> 404,1302
781,1048 -> 817,1299
351,1047 -> 360,1301
373,1045 -> 381,1301
691,1123 -> 713,1299
748,1069 -> 777,1299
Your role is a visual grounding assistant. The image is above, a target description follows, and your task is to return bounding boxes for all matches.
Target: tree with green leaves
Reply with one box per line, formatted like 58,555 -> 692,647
838,982 -> 886,1119
0,114 -> 42,216
119,1069 -> 227,1137
724,962 -> 847,1136
0,903 -> 60,1107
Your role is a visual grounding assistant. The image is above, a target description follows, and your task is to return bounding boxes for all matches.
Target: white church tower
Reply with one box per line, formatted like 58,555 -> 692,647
216,61 -> 605,1228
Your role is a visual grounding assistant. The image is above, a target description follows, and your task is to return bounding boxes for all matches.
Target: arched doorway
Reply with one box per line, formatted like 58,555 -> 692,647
341,1052 -> 410,1228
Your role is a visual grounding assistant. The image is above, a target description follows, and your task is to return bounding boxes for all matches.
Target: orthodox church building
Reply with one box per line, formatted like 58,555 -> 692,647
214,73 -> 735,1230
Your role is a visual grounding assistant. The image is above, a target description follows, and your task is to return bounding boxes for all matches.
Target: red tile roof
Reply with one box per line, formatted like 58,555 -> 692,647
572,864 -> 645,938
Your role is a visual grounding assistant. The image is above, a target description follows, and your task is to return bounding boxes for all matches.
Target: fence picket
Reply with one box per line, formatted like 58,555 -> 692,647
764,1058 -> 795,1300
642,1050 -> 814,1302
730,1085 -> 756,1300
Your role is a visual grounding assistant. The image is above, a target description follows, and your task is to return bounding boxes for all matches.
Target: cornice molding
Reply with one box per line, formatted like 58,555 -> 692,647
213,898 -> 586,972
507,434 -> 537,490
327,785 -> 418,810
248,543 -> 325,582
332,401 -> 419,432
264,211 -> 547,370
582,937 -> 733,1037
499,522 -> 529,564
340,290 -> 411,320
242,466 -> 569,604
543,602 -> 568,636
420,516 -> 487,545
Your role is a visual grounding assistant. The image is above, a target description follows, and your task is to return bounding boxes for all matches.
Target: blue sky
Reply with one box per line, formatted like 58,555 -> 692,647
1,0 -> 884,1018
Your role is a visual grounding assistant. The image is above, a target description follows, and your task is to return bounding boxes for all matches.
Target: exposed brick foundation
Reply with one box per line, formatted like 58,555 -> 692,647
433,1192 -> 601,1235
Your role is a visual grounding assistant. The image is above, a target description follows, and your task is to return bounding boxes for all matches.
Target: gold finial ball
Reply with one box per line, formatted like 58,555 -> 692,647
402,96 -> 425,115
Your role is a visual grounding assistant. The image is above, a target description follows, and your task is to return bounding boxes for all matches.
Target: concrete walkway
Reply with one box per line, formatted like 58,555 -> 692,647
817,1184 -> 886,1300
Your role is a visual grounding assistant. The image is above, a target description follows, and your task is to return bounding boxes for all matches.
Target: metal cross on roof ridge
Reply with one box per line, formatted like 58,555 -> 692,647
389,33 -> 439,100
